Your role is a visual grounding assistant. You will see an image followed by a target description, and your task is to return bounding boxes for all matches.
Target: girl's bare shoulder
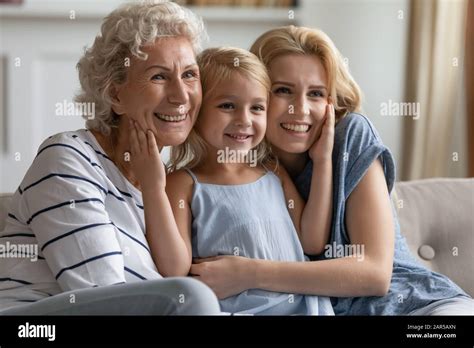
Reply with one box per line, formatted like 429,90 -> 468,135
166,169 -> 195,198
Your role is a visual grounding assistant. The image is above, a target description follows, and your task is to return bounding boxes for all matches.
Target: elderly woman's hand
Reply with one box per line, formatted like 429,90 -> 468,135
130,120 -> 167,190
190,255 -> 254,299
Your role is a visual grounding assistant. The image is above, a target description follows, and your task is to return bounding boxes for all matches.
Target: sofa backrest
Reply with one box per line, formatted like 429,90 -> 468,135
394,178 -> 473,296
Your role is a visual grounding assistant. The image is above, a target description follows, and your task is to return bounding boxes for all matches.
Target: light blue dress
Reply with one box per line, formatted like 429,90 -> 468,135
185,168 -> 334,315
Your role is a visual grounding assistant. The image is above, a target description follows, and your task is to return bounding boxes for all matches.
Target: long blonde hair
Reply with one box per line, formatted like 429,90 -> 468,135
168,47 -> 274,172
250,25 -> 362,121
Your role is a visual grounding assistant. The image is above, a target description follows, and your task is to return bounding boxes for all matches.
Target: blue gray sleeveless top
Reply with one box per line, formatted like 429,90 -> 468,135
186,168 -> 334,315
294,113 -> 467,315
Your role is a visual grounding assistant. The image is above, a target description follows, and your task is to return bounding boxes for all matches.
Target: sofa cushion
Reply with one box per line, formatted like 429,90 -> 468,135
394,178 -> 473,296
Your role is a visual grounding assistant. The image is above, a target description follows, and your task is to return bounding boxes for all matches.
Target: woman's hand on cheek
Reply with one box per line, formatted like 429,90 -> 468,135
129,120 -> 166,190
190,256 -> 252,300
309,99 -> 335,163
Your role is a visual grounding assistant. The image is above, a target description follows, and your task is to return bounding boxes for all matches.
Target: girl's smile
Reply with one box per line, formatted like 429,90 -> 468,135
195,71 -> 268,155
224,132 -> 254,143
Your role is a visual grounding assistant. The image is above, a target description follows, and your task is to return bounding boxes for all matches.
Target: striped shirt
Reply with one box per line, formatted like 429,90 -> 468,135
0,129 -> 162,310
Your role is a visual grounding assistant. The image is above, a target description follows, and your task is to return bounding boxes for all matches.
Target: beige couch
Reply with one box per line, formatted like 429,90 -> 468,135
0,178 -> 473,296
393,178 -> 473,296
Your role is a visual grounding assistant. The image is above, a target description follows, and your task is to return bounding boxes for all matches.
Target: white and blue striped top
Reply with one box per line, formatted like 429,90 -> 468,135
0,129 -> 162,310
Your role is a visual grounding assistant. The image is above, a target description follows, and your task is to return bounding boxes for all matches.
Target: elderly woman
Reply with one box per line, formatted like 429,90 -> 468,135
0,1 -> 219,315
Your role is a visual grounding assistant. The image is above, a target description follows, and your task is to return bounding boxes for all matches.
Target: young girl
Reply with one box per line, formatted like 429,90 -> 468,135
130,47 -> 335,315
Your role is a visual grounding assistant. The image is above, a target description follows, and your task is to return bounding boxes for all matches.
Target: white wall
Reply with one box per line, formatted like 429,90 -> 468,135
0,18 -> 102,193
0,0 -> 409,193
0,2 -> 294,193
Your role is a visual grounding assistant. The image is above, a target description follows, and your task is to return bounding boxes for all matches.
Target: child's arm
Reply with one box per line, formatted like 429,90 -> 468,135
302,101 -> 335,255
129,121 -> 191,276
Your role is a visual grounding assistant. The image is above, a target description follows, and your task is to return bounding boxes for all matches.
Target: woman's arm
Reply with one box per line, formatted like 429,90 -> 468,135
299,159 -> 332,255
276,165 -> 303,236
130,122 -> 190,277
277,165 -> 328,255
164,170 -> 194,273
276,103 -> 335,255
22,133 -> 128,290
300,103 -> 335,255
254,158 -> 393,296
191,158 -> 394,298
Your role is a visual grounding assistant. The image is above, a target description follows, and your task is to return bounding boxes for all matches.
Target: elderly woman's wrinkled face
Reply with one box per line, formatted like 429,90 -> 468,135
112,36 -> 201,147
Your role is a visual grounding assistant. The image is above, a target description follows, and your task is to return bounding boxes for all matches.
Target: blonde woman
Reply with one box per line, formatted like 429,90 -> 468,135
190,26 -> 474,315
144,46 -> 334,315
0,1 -> 219,315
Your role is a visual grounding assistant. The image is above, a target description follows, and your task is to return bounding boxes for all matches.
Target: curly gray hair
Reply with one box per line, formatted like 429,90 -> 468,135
75,0 -> 207,135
